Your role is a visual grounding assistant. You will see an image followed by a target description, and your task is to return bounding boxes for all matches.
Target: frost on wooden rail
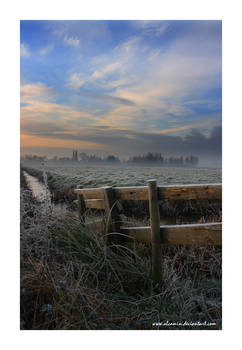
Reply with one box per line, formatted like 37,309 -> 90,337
75,182 -> 222,285
74,183 -> 222,201
74,183 -> 222,247
120,223 -> 222,246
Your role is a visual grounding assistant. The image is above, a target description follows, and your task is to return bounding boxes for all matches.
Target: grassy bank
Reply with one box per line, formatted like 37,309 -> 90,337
21,166 -> 77,204
20,172 -> 222,330
21,165 -> 221,221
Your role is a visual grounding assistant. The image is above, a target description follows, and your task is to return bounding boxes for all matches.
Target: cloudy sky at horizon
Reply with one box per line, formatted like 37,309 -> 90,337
20,20 -> 222,163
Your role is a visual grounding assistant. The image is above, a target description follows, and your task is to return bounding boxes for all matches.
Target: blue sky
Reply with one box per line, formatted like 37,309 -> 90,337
20,20 -> 222,160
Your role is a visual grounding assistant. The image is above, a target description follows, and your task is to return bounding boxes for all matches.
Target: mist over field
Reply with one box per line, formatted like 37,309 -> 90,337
20,20 -> 222,331
21,124 -> 222,168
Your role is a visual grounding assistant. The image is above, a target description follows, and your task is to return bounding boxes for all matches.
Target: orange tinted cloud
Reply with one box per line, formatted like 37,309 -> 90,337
20,133 -> 105,150
150,121 -> 212,135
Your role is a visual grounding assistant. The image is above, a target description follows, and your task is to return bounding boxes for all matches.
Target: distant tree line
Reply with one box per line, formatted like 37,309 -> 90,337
22,155 -> 46,162
21,153 -> 120,164
127,152 -> 199,166
78,152 -> 120,163
21,152 -> 199,167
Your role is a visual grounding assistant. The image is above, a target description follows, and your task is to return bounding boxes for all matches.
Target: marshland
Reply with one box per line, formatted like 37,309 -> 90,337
20,19 -> 223,331
20,161 -> 222,330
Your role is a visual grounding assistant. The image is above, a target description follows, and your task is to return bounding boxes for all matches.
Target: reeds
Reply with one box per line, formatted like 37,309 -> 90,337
20,171 -> 222,330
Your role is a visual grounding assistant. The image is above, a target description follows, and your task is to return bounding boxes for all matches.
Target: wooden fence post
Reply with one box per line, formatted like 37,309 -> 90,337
148,179 -> 162,286
77,186 -> 86,225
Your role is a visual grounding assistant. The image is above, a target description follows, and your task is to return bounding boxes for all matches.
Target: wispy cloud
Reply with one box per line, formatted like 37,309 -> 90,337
65,36 -> 141,96
66,73 -> 85,90
64,25 -> 221,132
50,21 -> 111,49
21,83 -> 58,102
39,45 -> 53,56
21,133 -> 103,152
132,21 -> 169,37
86,93 -> 136,106
90,37 -> 141,78
65,37 -> 139,91
91,61 -> 123,80
63,35 -> 80,47
21,117 -> 222,157
150,121 -> 213,135
20,42 -> 30,57
51,24 -> 80,47
20,21 -> 221,159
20,82 -> 96,127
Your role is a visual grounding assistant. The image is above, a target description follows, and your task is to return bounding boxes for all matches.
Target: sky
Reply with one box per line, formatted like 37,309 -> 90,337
20,20 -> 222,164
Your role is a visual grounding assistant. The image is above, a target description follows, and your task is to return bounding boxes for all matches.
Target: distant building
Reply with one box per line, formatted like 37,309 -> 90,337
72,150 -> 78,161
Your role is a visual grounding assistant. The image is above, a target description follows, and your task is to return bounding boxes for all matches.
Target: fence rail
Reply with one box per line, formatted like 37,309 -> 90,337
74,181 -> 222,285
120,222 -> 222,245
75,183 -> 221,202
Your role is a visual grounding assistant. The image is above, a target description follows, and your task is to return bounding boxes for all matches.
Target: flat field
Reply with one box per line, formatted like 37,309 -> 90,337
21,161 -> 222,219
21,161 -> 222,189
20,163 -> 222,330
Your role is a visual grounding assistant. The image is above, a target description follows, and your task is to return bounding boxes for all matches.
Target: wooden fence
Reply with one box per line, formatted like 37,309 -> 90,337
74,180 -> 222,285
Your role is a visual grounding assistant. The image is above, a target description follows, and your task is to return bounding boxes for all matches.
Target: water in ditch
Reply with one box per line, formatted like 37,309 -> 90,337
23,171 -> 179,225
23,171 -> 68,215
23,171 -> 103,225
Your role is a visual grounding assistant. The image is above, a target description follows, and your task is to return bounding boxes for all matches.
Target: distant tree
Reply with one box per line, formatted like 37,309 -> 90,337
79,152 -> 88,162
88,154 -> 103,162
58,157 -> 70,161
128,152 -> 199,167
106,155 -> 120,163
24,154 -> 46,161
190,155 -> 199,165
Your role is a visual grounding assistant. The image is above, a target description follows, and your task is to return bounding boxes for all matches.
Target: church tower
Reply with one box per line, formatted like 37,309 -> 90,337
72,150 -> 78,161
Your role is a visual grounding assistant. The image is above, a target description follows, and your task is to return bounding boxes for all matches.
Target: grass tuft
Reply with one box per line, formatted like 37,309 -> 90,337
20,182 -> 221,330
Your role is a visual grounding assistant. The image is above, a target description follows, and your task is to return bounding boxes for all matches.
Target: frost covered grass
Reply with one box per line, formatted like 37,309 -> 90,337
21,162 -> 222,218
20,169 -> 222,330
21,161 -> 222,190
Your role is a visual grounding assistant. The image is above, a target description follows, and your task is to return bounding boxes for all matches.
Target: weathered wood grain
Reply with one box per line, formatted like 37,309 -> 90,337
74,188 -> 104,199
148,180 -> 162,285
85,199 -> 105,210
76,186 -> 86,222
120,226 -> 152,243
158,184 -> 222,200
114,186 -> 148,200
75,184 -> 221,201
120,222 -> 222,246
